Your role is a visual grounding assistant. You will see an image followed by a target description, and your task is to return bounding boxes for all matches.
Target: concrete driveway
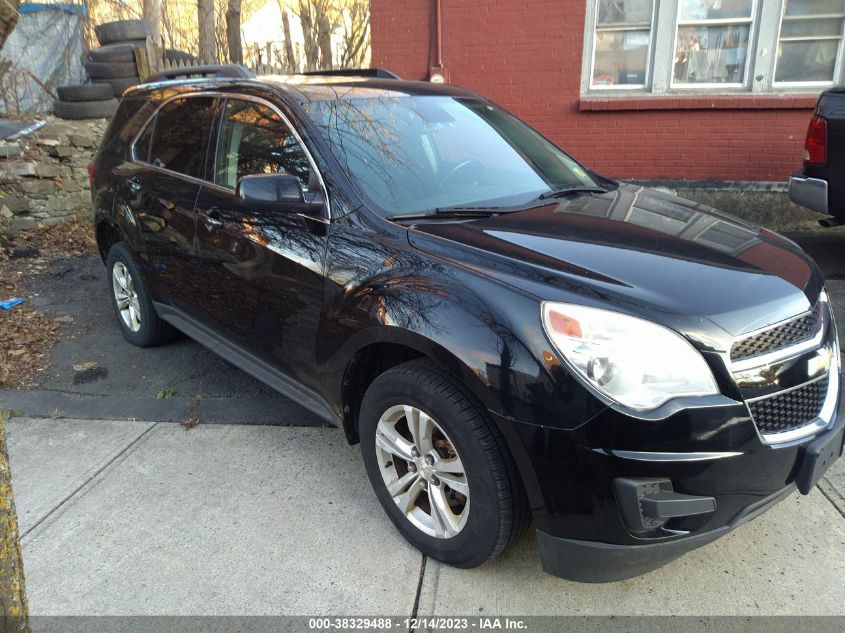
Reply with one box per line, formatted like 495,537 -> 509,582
7,416 -> 845,618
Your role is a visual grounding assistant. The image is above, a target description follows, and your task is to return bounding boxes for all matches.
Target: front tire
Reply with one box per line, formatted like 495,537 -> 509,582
360,360 -> 529,568
106,242 -> 177,347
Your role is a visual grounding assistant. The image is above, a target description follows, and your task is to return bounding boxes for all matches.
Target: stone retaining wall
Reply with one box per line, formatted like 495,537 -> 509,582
0,118 -> 107,238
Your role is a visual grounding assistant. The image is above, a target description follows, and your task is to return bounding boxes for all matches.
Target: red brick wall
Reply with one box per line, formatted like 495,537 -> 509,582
370,0 -> 815,182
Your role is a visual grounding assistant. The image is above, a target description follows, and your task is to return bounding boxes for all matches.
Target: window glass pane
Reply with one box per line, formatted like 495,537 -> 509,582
678,0 -> 753,21
781,18 -> 843,38
133,119 -> 154,163
214,99 -> 311,190
674,25 -> 750,83
776,40 -> 840,82
597,0 -> 652,25
149,97 -> 215,177
593,30 -> 649,85
784,0 -> 845,17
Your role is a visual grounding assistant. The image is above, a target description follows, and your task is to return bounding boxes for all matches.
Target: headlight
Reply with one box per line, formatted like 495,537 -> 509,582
541,302 -> 719,411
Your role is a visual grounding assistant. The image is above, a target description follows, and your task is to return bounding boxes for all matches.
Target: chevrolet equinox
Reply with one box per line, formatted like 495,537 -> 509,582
90,67 -> 844,582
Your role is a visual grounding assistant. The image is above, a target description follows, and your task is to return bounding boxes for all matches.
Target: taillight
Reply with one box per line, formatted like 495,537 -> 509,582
804,115 -> 828,166
87,160 -> 95,187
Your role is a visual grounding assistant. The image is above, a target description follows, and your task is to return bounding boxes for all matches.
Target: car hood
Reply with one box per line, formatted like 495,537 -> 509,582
406,184 -> 823,348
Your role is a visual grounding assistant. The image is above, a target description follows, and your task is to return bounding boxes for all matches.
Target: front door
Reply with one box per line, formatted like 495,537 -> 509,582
192,96 -> 330,390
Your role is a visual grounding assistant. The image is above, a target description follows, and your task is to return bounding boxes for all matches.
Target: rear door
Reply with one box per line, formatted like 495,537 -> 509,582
191,96 -> 330,388
126,95 -> 218,309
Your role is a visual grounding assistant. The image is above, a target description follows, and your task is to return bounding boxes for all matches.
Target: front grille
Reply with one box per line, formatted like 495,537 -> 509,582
730,305 -> 820,363
748,377 -> 828,435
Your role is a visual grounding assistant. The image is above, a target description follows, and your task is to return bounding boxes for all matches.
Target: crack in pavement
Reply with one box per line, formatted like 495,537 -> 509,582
20,421 -> 160,541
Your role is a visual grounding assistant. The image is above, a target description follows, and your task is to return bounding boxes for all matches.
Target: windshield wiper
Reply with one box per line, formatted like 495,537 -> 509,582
538,185 -> 610,200
387,207 -> 504,221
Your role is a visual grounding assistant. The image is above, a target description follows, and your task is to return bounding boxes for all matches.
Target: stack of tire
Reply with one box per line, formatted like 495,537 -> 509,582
53,84 -> 117,120
53,19 -> 149,120
87,20 -> 150,98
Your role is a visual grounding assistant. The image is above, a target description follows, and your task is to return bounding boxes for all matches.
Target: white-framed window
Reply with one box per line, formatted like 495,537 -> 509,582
591,0 -> 656,89
774,0 -> 845,85
672,0 -> 756,87
582,0 -> 845,94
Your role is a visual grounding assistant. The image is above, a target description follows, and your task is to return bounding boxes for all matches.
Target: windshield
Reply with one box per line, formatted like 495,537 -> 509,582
305,96 -> 598,215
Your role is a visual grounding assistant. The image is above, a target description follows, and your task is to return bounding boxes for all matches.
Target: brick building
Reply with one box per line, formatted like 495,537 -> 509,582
370,0 -> 844,184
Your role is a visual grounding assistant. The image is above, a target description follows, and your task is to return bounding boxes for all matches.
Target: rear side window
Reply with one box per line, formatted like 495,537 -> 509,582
213,98 -> 311,190
133,120 -> 153,163
141,96 -> 216,178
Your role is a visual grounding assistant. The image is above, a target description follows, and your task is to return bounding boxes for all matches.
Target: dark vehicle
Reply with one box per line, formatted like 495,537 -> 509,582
789,87 -> 845,224
91,68 -> 843,582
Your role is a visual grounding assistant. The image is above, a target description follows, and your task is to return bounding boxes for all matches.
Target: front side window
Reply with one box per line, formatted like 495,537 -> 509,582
775,0 -> 845,84
673,0 -> 755,86
214,98 -> 311,191
592,0 -> 655,87
306,96 -> 597,216
147,97 -> 216,178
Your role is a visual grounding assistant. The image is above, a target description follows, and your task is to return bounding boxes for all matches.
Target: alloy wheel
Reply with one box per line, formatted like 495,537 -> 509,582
375,404 -> 470,538
112,261 -> 142,332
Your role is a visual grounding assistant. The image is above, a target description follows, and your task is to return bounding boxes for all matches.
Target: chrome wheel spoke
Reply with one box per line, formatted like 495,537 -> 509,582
397,477 -> 426,515
405,405 -> 434,454
436,472 -> 469,496
375,425 -> 415,461
429,485 -> 460,538
386,471 -> 418,498
436,455 -> 464,474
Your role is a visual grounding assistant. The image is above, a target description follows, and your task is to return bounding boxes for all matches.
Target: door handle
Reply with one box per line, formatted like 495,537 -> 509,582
199,207 -> 224,230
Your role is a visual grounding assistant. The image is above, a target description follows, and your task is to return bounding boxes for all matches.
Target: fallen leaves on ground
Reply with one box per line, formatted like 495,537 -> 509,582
14,215 -> 97,258
0,217 -> 95,387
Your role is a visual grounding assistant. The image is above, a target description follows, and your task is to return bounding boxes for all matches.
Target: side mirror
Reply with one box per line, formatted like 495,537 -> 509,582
237,173 -> 305,204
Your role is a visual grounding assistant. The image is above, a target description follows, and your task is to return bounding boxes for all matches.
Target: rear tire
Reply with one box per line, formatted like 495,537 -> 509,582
106,242 -> 178,347
359,359 -> 529,568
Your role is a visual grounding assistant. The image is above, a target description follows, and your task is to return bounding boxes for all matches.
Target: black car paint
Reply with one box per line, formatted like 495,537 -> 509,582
92,76 -> 842,581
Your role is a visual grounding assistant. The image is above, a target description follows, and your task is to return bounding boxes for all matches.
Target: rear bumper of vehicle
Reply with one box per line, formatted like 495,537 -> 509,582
789,174 -> 829,214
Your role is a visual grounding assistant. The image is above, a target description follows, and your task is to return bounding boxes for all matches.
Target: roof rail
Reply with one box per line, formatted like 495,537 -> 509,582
145,64 -> 255,83
300,68 -> 401,80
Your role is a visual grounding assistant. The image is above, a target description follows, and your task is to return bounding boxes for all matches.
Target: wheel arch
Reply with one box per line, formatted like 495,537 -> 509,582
337,327 -> 506,446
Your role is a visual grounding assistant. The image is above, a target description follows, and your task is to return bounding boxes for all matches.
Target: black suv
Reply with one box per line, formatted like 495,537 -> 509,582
91,67 -> 843,582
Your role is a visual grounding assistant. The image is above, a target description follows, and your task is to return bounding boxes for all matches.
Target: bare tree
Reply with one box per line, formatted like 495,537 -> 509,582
0,0 -> 21,51
280,5 -> 296,71
197,0 -> 217,63
338,0 -> 369,68
143,0 -> 163,64
226,0 -> 242,64
294,0 -> 320,71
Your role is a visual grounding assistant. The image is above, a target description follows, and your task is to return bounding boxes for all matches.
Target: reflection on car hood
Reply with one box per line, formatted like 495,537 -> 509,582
407,184 -> 822,342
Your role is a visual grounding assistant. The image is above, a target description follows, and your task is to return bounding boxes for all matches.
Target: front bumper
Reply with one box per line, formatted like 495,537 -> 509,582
492,404 -> 844,583
789,174 -> 829,214
536,484 -> 795,582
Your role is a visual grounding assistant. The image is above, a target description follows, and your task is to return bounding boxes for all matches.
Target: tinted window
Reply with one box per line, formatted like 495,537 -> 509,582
148,97 -> 216,178
133,119 -> 153,163
214,99 -> 311,190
